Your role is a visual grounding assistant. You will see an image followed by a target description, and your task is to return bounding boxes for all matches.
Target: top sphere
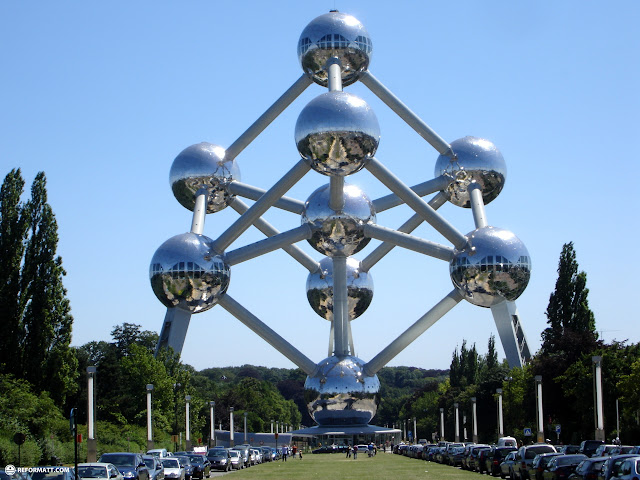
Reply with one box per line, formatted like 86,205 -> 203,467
434,137 -> 506,208
298,11 -> 372,87
170,142 -> 240,213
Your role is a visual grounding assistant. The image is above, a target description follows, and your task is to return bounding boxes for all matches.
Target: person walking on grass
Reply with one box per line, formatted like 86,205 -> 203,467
353,444 -> 358,459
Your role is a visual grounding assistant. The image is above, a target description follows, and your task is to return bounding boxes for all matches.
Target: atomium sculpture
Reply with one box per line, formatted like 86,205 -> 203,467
150,10 -> 532,432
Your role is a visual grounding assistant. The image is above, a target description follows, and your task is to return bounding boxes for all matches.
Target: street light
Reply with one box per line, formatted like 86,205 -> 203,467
454,403 -> 460,442
209,401 -> 216,447
87,366 -> 97,462
229,407 -> 235,447
185,395 -> 191,451
440,408 -> 444,441
471,397 -> 478,443
146,384 -> 154,450
496,388 -> 504,439
593,356 -> 605,441
173,383 -> 181,452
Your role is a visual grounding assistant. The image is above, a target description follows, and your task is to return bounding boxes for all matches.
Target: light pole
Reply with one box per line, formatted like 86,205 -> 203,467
87,366 -> 97,462
413,417 -> 417,444
440,408 -> 444,441
229,407 -> 235,447
146,384 -> 154,450
244,412 -> 248,444
593,356 -> 605,441
471,397 -> 478,443
173,383 -> 181,452
185,395 -> 192,451
454,403 -> 460,442
496,388 -> 504,439
209,401 -> 215,447
270,419 -> 274,434
535,376 -> 544,443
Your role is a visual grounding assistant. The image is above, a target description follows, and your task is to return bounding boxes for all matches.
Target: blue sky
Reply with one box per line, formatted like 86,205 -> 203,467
1,1 -> 639,372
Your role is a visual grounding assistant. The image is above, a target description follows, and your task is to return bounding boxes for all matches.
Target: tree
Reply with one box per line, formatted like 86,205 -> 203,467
0,169 -> 28,372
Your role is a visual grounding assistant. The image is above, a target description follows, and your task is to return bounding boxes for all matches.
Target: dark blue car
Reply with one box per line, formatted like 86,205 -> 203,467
99,453 -> 149,480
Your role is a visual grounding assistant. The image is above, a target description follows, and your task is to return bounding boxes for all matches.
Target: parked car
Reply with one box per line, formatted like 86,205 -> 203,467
469,446 -> 491,472
99,453 -> 150,480
542,454 -> 587,480
185,455 -> 209,479
159,458 -> 184,480
207,449 -> 232,472
529,453 -> 562,480
594,445 -> 619,458
487,446 -> 518,477
515,444 -> 558,480
228,450 -> 245,470
558,445 -> 581,455
580,440 -> 605,458
613,456 -> 640,480
260,446 -> 274,462
142,456 -> 164,480
173,457 -> 193,480
599,455 -> 640,480
146,450 -> 170,459
31,468 -> 75,480
610,446 -> 634,456
570,456 -> 609,480
501,451 -> 519,479
77,464 -> 122,480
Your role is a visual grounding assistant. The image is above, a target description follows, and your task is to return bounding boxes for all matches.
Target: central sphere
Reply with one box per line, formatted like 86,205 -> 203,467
450,226 -> 531,308
298,11 -> 372,87
296,91 -> 380,177
306,257 -> 374,321
304,356 -> 380,426
301,183 -> 375,257
434,136 -> 506,208
149,232 -> 230,313
170,142 -> 240,213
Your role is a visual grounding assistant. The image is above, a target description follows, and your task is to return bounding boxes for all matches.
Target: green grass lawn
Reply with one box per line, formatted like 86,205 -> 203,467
227,453 -> 484,480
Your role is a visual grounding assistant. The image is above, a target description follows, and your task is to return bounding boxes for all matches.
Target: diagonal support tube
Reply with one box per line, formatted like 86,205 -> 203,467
360,71 -> 455,158
366,157 -> 467,249
364,289 -> 464,376
211,159 -> 310,253
362,193 -> 447,272
363,223 -> 454,261
230,198 -> 319,273
372,176 -> 452,213
224,224 -> 312,266
218,294 -> 317,375
225,74 -> 313,160
229,181 -> 305,214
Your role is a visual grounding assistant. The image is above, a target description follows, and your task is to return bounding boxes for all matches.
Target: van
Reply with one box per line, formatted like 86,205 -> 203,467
147,448 -> 169,458
497,436 -> 517,447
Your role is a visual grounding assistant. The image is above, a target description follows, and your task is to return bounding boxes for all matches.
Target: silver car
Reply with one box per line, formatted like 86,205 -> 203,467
159,458 -> 184,480
228,450 -> 245,470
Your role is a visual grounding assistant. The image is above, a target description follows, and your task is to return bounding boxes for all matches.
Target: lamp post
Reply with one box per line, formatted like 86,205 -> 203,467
413,417 -> 417,444
535,376 -> 544,443
244,412 -> 248,444
209,401 -> 216,447
496,388 -> 504,439
454,403 -> 460,442
229,407 -> 235,447
270,419 -> 274,434
471,397 -> 478,443
173,383 -> 181,452
87,366 -> 97,462
440,408 -> 444,441
593,356 -> 605,441
185,395 -> 192,451
146,384 -> 154,450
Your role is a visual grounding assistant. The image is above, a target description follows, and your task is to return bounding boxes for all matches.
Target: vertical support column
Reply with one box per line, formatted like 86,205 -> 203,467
185,395 -> 192,451
471,397 -> 478,443
146,384 -> 154,451
593,356 -> 605,441
454,403 -> 460,442
190,189 -> 208,235
496,388 -> 504,439
326,57 -> 343,92
469,183 -> 488,229
332,255 -> 349,357
413,418 -> 417,444
230,408 -> 235,447
440,408 -> 445,441
209,401 -> 216,447
535,376 -> 544,443
86,366 -> 97,462
270,420 -> 274,434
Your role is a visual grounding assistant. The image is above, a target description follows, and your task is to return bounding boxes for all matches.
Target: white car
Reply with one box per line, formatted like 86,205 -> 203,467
78,463 -> 123,480
159,459 -> 184,480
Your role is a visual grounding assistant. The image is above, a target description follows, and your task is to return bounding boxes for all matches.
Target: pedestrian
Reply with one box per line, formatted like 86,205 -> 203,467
346,445 -> 352,458
353,444 -> 358,459
292,445 -> 297,458
282,444 -> 288,461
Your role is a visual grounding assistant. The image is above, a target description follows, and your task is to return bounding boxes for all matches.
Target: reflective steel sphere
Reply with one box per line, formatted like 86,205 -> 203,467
296,91 -> 380,176
301,183 -> 376,257
170,142 -> 240,213
304,355 -> 380,426
434,136 -> 506,208
298,11 -> 372,87
306,257 -> 373,321
149,232 -> 230,313
450,226 -> 531,308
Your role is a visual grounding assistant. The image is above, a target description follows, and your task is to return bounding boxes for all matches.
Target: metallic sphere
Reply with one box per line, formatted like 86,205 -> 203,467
434,136 -> 506,208
301,183 -> 376,257
304,355 -> 380,426
149,232 -> 230,313
170,142 -> 240,213
450,226 -> 531,308
306,257 -> 374,321
296,91 -> 380,176
298,11 -> 372,87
